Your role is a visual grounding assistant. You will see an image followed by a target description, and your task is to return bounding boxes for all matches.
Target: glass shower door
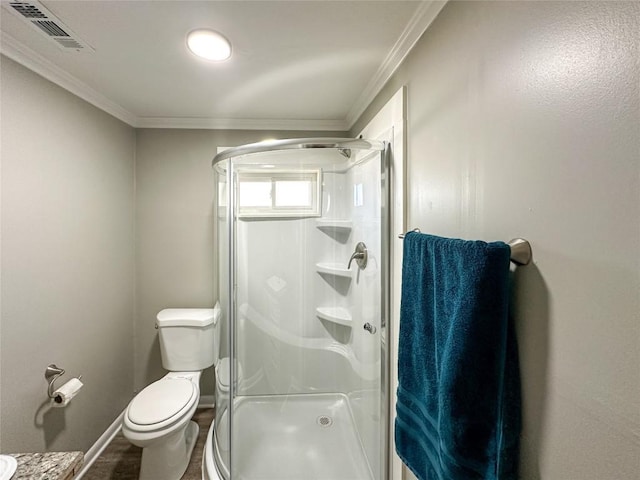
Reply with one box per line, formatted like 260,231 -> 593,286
213,158 -> 232,480
214,139 -> 387,480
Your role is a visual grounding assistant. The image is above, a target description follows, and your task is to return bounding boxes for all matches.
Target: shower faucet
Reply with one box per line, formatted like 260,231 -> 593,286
348,242 -> 368,270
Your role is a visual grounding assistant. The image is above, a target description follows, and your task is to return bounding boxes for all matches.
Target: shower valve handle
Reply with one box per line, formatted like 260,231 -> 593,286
347,242 -> 368,270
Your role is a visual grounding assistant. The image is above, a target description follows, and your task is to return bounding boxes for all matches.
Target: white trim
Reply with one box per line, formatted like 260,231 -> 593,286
0,32 -> 347,131
135,116 -> 348,131
357,87 -> 405,480
0,31 -> 348,132
74,410 -> 125,480
344,1 -> 446,129
0,1 -> 445,133
0,32 -> 138,126
73,395 -> 215,479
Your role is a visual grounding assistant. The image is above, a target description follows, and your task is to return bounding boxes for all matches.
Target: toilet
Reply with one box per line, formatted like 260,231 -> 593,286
122,304 -> 221,480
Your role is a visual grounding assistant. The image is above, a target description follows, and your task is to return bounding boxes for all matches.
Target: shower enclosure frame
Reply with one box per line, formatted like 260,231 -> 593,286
210,137 -> 391,480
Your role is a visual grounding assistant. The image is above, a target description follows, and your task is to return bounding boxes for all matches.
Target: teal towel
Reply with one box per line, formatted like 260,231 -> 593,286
395,232 -> 521,480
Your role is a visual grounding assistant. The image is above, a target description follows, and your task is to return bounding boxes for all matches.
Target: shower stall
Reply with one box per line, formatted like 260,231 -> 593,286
204,138 -> 389,480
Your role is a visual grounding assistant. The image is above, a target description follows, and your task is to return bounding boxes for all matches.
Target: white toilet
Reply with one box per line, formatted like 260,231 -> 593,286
123,304 -> 221,480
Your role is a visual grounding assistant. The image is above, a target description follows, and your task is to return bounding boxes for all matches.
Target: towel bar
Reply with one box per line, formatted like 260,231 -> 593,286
397,228 -> 421,239
397,229 -> 532,266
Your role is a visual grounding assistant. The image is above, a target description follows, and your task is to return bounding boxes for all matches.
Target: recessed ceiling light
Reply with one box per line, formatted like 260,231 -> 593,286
187,29 -> 231,61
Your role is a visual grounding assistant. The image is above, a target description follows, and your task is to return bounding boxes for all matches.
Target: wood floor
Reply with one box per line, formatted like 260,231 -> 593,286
83,408 -> 214,480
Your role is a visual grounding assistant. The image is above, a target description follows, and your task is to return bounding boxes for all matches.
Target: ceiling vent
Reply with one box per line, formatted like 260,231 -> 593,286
4,1 -> 94,52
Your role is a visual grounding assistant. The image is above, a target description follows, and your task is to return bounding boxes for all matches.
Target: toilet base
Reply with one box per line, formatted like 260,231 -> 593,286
138,420 -> 199,480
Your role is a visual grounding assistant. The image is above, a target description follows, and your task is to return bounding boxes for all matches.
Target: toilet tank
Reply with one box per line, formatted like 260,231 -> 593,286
156,304 -> 221,371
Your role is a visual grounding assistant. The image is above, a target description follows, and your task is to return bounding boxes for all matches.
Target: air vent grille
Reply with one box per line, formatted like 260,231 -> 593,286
9,2 -> 46,18
34,20 -> 70,37
55,38 -> 83,49
4,1 -> 94,52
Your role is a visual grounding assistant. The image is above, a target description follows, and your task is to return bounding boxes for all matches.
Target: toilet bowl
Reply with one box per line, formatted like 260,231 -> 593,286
123,372 -> 200,479
122,305 -> 220,480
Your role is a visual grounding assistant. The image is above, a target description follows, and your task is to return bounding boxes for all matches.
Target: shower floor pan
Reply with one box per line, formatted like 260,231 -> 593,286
205,393 -> 374,480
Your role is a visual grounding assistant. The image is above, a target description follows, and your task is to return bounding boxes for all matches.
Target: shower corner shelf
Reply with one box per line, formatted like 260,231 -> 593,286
315,262 -> 353,278
315,307 -> 352,327
315,219 -> 353,234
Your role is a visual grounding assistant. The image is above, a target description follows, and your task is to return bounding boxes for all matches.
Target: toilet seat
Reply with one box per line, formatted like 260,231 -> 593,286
125,378 -> 197,433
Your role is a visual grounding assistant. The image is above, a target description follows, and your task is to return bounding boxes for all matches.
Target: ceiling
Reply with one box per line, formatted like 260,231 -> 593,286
0,0 -> 443,130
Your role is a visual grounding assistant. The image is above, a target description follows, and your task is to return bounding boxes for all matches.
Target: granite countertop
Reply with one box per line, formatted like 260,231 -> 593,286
9,451 -> 83,480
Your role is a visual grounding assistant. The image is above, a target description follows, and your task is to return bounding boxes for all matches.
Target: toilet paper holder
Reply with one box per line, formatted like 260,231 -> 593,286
45,364 -> 82,400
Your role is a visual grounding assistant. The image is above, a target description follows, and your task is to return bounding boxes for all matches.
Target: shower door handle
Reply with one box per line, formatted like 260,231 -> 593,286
363,322 -> 376,334
347,242 -> 368,270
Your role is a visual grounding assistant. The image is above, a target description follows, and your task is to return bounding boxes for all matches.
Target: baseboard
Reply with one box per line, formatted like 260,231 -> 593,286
74,395 -> 214,479
74,409 -> 125,480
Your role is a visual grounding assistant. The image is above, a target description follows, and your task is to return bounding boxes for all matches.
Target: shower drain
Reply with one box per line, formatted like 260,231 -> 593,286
316,415 -> 333,427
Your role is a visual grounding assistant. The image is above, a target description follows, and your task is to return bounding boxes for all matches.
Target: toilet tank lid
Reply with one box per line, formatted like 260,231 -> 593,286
156,303 -> 220,327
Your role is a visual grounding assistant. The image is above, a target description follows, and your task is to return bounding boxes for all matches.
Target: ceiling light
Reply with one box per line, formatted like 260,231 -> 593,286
187,29 -> 231,61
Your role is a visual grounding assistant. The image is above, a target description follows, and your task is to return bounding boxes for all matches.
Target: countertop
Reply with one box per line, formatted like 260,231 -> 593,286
9,451 -> 83,480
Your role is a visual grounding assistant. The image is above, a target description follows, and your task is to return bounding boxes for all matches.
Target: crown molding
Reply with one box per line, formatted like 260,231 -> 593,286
136,116 -> 349,131
1,32 -> 138,126
2,1 -> 447,132
0,32 -> 347,131
345,0 -> 447,129
0,32 -> 346,131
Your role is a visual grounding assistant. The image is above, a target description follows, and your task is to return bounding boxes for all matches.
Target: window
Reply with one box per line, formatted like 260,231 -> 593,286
237,170 -> 321,217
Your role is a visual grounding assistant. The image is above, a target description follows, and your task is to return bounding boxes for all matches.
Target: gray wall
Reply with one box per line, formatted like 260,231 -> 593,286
353,2 -> 640,479
0,56 -> 136,452
2,4 -> 638,475
135,129 -> 345,395
0,53 -> 345,453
